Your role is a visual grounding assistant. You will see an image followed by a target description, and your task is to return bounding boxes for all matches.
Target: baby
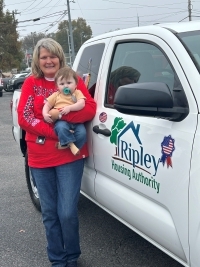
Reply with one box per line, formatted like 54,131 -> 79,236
42,67 -> 87,155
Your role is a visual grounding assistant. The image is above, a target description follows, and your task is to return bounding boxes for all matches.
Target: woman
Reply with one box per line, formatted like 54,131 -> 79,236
17,38 -> 96,267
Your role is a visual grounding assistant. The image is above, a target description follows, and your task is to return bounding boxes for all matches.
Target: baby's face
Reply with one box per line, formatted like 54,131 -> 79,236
57,76 -> 77,94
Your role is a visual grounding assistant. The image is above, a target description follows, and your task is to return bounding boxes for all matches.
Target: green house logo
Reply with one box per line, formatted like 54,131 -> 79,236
109,117 -> 161,194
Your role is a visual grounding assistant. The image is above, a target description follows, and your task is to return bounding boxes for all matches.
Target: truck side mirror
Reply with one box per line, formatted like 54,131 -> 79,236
114,82 -> 189,122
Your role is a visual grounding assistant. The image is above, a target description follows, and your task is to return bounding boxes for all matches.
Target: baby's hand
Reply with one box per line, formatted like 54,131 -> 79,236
60,106 -> 71,115
43,113 -> 53,123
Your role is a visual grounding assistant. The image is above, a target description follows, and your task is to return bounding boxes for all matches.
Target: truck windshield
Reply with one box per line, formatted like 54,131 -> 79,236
177,30 -> 200,72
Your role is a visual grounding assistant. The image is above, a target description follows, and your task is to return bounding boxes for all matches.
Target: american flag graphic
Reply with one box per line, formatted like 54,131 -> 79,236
160,135 -> 175,168
99,112 -> 107,123
162,138 -> 174,156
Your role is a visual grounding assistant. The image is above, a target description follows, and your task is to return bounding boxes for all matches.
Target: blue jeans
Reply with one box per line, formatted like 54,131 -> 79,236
54,121 -> 86,149
30,159 -> 84,267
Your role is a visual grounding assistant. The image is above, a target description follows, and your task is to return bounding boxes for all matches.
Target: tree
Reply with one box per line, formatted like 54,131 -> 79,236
110,118 -> 126,145
0,0 -> 23,71
21,32 -> 47,53
19,17 -> 92,67
56,17 -> 92,55
72,17 -> 92,52
55,20 -> 69,54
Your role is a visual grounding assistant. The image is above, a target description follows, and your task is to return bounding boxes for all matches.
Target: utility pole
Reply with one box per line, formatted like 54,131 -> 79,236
137,13 -> 139,26
66,29 -> 72,67
31,32 -> 35,48
66,0 -> 75,64
12,10 -> 20,23
188,0 -> 192,21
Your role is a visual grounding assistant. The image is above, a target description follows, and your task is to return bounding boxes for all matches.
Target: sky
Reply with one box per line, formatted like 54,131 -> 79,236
3,0 -> 200,39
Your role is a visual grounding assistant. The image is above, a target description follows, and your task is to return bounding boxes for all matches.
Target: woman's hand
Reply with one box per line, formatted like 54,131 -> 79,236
43,113 -> 53,123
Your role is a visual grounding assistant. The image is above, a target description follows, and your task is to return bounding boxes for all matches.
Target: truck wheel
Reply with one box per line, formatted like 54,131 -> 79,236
0,91 -> 2,97
25,152 -> 41,211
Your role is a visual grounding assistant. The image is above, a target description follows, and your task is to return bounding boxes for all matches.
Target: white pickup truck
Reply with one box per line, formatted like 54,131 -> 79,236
12,20 -> 200,267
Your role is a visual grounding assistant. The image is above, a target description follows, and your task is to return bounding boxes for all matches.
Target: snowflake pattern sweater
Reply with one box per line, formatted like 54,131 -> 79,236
17,75 -> 96,168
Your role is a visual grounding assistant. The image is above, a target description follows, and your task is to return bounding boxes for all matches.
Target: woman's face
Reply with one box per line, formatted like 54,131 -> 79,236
39,47 -> 60,78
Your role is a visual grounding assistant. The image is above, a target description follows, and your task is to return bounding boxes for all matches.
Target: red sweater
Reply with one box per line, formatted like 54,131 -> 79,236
17,75 -> 96,168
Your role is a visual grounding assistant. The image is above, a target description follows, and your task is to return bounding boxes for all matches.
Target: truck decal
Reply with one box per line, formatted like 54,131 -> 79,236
110,118 -> 163,193
160,135 -> 175,168
111,159 -> 160,194
99,112 -> 107,123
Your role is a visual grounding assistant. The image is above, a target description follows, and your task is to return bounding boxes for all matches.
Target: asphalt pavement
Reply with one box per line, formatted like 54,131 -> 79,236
0,91 -> 183,267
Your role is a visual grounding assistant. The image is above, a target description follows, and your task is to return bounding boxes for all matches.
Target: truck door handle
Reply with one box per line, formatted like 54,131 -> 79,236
93,125 -> 111,136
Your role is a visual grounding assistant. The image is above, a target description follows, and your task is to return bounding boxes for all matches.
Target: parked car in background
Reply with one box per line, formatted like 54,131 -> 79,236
0,77 -> 3,97
2,77 -> 11,91
6,72 -> 30,92
1,72 -> 13,95
12,73 -> 27,79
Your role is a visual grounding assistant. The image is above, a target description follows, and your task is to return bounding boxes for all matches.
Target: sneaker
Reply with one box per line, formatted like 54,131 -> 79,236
67,261 -> 77,267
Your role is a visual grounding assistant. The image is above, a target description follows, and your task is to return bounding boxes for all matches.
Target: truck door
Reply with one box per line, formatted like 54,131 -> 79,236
91,34 -> 198,265
75,42 -> 108,199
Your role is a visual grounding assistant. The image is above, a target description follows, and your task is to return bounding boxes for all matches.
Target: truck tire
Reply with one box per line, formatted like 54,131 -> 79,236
25,152 -> 41,211
0,91 -> 2,97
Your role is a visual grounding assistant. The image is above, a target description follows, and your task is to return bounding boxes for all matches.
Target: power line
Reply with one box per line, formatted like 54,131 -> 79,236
179,16 -> 189,22
41,0 -> 63,17
102,0 -> 190,10
6,0 -> 199,38
75,0 -> 84,17
4,0 -> 33,6
17,11 -> 65,23
85,11 -> 186,22
10,0 -> 63,16
42,13 -> 66,33
20,0 -> 39,12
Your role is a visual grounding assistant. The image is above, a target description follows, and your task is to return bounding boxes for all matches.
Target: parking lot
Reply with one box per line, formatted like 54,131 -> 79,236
0,91 -> 182,267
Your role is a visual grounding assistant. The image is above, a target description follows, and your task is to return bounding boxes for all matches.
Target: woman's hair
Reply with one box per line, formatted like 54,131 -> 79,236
55,67 -> 78,85
110,66 -> 141,89
31,38 -> 67,78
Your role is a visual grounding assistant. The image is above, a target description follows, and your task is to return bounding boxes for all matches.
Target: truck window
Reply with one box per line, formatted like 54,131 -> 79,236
177,30 -> 200,73
76,43 -> 105,98
105,42 -> 188,108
